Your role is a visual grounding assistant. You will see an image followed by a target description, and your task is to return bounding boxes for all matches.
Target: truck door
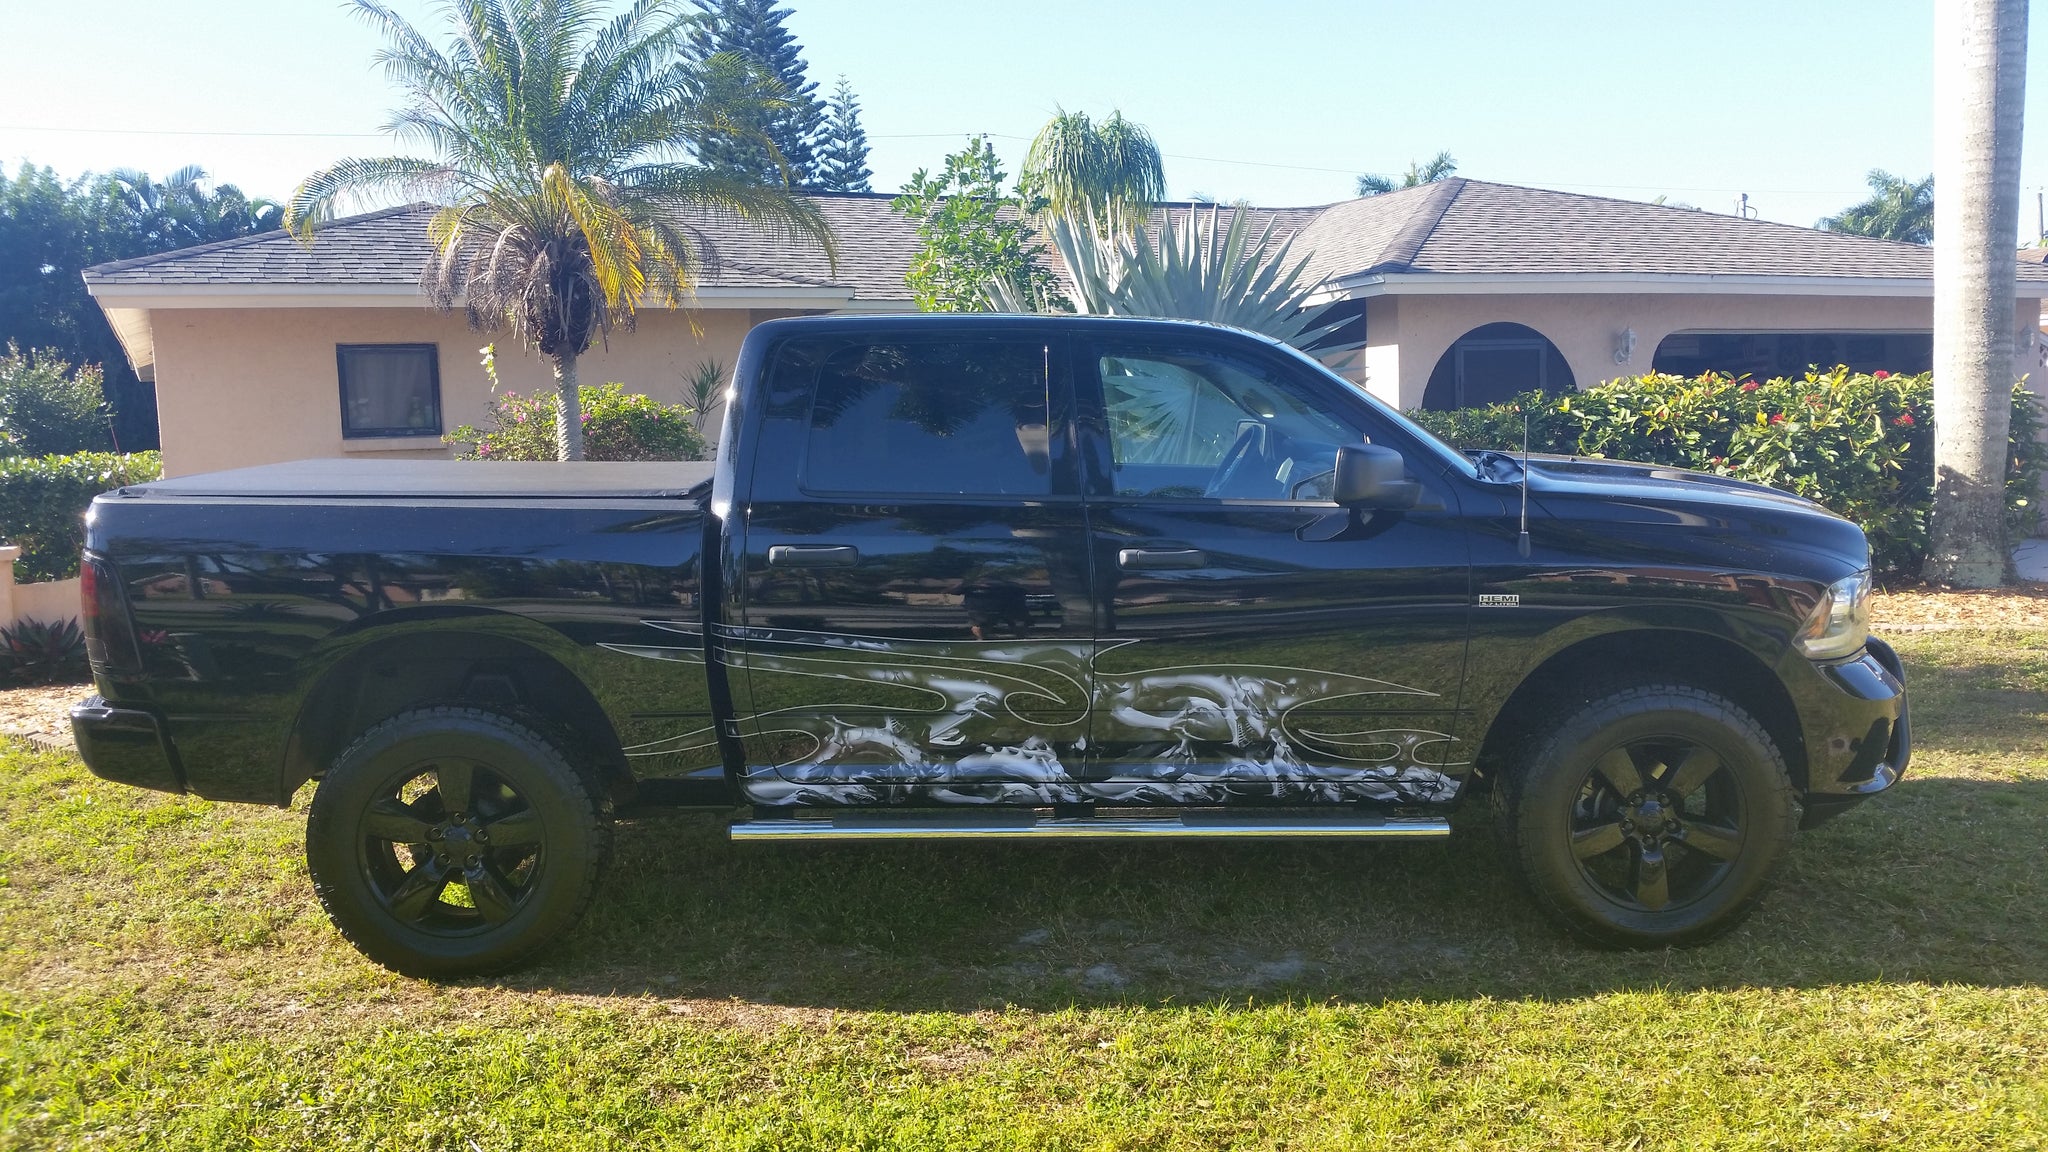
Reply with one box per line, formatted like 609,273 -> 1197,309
731,329 -> 1095,806
1074,334 -> 1473,805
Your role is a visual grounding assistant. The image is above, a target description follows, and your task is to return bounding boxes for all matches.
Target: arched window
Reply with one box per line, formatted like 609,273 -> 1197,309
1420,323 -> 1576,410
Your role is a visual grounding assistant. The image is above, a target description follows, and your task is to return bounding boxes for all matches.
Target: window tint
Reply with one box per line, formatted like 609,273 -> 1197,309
1098,348 -> 1360,501
804,341 -> 1050,496
337,344 -> 441,438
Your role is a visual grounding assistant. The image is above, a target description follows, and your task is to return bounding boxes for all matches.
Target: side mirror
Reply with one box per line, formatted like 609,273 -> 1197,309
1333,444 -> 1421,509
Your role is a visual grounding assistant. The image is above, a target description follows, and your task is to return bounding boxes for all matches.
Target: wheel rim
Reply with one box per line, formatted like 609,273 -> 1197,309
356,756 -> 546,935
1567,734 -> 1747,913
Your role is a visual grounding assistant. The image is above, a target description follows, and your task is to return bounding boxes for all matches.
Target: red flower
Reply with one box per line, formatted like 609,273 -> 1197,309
1894,412 -> 1915,426
1741,381 -> 1760,393
1874,370 -> 1892,379
1770,412 -> 1786,424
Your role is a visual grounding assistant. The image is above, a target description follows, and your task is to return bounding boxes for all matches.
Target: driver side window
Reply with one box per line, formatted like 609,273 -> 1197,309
1097,347 -> 1363,501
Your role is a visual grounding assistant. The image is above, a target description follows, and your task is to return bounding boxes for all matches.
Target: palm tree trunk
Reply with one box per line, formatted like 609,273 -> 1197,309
553,351 -> 585,461
1926,0 -> 2030,587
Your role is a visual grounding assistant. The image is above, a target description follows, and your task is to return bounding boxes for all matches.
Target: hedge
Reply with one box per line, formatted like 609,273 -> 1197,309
444,382 -> 708,462
1406,368 -> 2042,577
0,452 -> 162,582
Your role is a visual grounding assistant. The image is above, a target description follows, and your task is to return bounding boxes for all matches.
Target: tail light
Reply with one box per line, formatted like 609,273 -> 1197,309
80,553 -> 143,676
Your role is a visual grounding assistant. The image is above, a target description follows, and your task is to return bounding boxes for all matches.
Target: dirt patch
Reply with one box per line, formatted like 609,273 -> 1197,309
1872,586 -> 2048,630
0,683 -> 87,750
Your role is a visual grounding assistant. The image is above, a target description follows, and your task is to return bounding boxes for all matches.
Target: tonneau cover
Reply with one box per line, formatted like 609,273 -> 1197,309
116,459 -> 713,501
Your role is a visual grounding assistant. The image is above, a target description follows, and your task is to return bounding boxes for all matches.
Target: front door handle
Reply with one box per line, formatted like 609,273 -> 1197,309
766,544 -> 860,568
1118,547 -> 1207,571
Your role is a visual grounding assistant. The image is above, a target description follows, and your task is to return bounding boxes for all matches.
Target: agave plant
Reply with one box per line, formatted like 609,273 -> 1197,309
987,205 -> 1350,350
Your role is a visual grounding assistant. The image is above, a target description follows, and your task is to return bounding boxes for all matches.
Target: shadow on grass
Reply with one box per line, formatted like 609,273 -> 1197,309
499,771 -> 2047,1010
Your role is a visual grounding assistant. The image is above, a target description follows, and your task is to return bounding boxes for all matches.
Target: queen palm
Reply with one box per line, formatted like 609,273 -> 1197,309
285,0 -> 834,460
1819,170 -> 1934,244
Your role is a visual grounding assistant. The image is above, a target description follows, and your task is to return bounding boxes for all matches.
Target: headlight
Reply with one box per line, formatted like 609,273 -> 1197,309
1796,571 -> 1872,660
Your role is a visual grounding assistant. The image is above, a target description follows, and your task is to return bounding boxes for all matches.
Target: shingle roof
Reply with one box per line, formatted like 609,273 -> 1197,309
87,179 -> 2048,295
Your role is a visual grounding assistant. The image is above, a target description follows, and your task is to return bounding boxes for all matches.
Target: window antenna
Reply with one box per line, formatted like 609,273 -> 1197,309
1517,409 -> 1532,559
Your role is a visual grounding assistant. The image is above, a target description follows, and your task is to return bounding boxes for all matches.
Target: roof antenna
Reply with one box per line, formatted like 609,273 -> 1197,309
1517,408 -> 1532,559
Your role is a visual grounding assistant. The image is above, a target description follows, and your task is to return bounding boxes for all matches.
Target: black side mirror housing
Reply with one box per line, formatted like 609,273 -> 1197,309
1333,444 -> 1421,509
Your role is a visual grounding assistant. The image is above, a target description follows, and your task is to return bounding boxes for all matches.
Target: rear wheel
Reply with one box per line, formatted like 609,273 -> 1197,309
306,707 -> 611,977
1495,684 -> 1795,947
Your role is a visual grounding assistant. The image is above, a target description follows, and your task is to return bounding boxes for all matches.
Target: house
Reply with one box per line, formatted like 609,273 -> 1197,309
85,179 -> 2048,477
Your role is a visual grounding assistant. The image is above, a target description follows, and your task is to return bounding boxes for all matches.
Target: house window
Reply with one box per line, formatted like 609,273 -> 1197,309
337,344 -> 442,438
1420,323 -> 1577,410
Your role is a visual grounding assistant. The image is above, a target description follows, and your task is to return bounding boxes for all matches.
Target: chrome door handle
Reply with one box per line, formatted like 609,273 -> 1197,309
1118,548 -> 1207,571
766,544 -> 860,568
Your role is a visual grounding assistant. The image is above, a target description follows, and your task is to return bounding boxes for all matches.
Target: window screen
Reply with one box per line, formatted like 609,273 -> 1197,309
337,344 -> 441,438
804,341 -> 1050,496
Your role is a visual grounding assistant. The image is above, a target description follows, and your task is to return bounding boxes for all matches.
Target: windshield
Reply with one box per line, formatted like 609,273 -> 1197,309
1268,340 -> 1477,477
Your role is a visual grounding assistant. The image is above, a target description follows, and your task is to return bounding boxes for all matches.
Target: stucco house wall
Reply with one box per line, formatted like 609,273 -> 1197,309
149,306 -> 776,476
1347,293 -> 2037,410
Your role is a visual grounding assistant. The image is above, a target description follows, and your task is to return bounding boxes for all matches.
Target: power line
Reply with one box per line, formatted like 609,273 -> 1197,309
0,121 -> 1870,197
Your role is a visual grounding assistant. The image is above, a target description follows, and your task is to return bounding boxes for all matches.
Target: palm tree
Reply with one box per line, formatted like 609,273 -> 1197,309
1021,109 -> 1166,228
986,206 -> 1349,350
284,0 -> 834,460
1927,0 -> 2030,587
1818,170 -> 1934,244
1357,152 -> 1457,196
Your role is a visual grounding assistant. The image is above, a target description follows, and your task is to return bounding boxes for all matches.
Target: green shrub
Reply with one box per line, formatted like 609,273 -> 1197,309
0,344 -> 113,456
0,616 -> 87,686
0,451 -> 162,582
444,382 -> 708,462
1407,368 -> 2039,577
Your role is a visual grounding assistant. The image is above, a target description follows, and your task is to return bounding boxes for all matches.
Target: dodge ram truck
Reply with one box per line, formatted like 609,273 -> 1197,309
70,314 -> 1909,976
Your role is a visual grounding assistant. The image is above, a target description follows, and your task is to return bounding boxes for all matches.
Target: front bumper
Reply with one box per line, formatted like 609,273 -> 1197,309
1790,637 -> 1910,828
70,696 -> 185,795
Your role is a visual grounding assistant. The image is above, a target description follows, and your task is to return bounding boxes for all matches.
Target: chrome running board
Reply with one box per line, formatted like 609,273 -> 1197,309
728,810 -> 1450,842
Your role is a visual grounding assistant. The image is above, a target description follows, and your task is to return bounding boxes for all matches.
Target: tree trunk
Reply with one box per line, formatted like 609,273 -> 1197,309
553,351 -> 585,461
1925,0 -> 2029,587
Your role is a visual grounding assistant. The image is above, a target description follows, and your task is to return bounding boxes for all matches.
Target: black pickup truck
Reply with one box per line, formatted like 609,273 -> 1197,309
71,314 -> 1907,976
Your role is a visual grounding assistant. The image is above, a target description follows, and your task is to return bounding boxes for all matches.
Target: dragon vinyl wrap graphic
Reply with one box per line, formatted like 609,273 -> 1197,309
606,621 -> 1466,808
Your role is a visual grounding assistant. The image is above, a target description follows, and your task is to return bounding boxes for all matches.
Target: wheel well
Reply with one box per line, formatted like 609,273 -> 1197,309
1475,630 -> 1807,792
281,632 -> 630,805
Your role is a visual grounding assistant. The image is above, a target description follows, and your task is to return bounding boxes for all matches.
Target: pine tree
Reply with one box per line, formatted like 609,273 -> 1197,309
814,77 -> 873,193
685,0 -> 825,185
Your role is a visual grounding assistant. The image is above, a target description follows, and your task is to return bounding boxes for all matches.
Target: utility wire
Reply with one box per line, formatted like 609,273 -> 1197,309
0,121 -> 1871,196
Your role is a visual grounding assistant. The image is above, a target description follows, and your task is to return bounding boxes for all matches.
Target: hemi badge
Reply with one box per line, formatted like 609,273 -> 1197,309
1477,594 -> 1520,607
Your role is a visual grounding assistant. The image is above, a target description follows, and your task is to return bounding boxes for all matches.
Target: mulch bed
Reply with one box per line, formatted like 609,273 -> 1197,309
0,683 -> 88,752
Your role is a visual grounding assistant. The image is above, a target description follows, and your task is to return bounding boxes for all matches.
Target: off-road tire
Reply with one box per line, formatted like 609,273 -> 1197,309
1494,684 -> 1797,948
306,707 -> 611,978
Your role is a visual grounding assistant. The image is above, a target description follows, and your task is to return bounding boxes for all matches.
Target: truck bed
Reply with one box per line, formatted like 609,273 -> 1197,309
117,459 -> 714,501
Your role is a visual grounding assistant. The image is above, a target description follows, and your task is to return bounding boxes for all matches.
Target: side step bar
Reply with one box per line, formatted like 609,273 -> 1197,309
729,811 -> 1450,842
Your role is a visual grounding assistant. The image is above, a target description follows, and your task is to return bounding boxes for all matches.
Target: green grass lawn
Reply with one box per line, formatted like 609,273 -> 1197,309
3,629 -> 2047,1149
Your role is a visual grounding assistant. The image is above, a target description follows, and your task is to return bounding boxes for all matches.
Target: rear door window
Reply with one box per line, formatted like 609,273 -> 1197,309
803,340 -> 1051,497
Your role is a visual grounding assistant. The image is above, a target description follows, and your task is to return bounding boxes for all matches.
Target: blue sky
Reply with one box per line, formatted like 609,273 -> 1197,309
2,0 -> 2043,235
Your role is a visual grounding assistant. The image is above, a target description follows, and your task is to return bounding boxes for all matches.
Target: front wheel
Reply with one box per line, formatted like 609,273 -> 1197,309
306,707 -> 611,977
1495,684 -> 1796,948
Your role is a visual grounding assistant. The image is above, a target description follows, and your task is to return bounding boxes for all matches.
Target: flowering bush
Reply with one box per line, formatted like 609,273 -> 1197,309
445,382 -> 708,462
1407,367 -> 2041,577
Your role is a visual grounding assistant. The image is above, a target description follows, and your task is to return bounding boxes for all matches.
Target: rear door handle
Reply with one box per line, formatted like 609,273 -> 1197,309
766,544 -> 860,568
1118,547 -> 1207,571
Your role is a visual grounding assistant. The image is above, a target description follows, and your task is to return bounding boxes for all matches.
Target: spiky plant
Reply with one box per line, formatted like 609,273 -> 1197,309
1021,109 -> 1166,229
284,0 -> 835,460
987,205 -> 1349,350
683,357 -> 724,433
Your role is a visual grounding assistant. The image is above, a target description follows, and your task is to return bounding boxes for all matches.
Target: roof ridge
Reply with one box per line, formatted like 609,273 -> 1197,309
81,202 -> 432,279
1364,177 -> 1466,273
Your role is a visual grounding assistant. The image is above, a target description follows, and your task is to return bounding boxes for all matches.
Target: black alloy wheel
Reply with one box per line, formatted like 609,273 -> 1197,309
307,707 -> 610,977
1566,735 -> 1746,913
1497,684 -> 1796,948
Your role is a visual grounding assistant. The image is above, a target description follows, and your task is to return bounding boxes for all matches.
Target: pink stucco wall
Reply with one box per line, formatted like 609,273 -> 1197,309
148,306 -> 784,476
1343,292 -> 2039,410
